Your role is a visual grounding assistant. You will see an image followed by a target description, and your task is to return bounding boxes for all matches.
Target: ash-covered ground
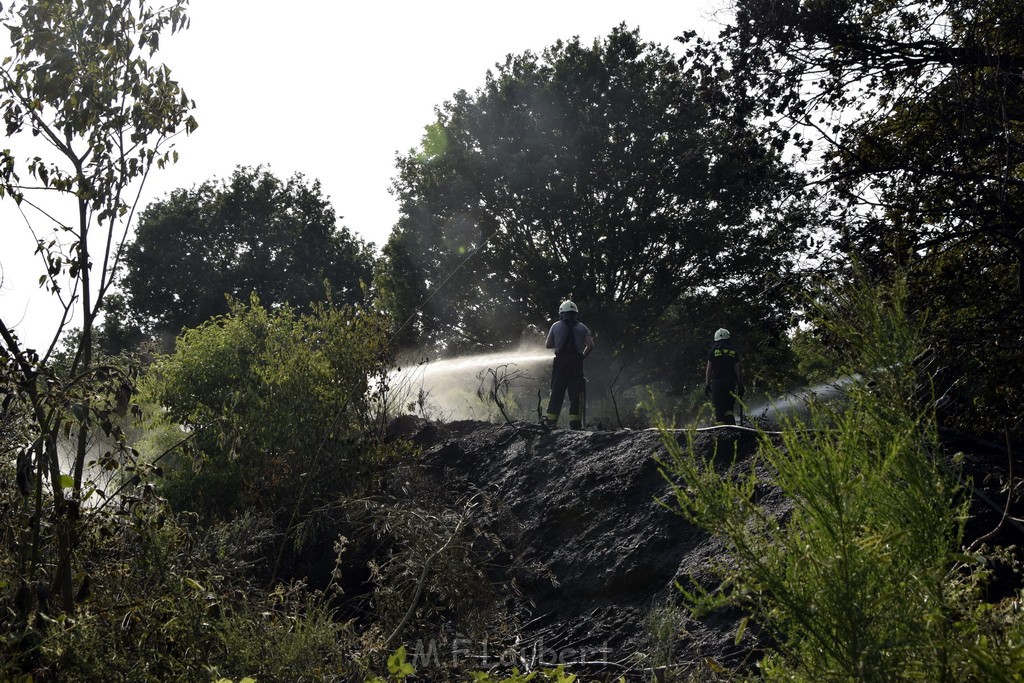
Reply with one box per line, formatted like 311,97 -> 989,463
389,419 -> 775,680
382,417 -> 1016,681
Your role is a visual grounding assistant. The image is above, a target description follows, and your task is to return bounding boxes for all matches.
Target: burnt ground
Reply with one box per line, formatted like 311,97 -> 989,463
386,418 -> 1021,681
392,419 -> 779,680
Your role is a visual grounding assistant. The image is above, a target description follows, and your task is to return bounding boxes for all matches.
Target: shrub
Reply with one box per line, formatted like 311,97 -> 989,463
659,276 -> 1024,680
31,497 -> 359,682
144,294 -> 395,524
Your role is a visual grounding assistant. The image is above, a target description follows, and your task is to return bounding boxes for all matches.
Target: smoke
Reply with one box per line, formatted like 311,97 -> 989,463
55,432 -> 125,508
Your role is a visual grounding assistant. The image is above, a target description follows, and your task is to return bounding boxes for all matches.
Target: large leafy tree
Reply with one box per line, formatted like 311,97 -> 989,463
717,0 -> 1024,278
380,26 -> 806,374
702,0 -> 1024,432
0,0 -> 195,617
114,165 -> 374,348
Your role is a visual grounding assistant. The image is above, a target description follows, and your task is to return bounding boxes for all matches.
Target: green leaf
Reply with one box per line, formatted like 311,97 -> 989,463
387,646 -> 414,678
58,474 -> 74,489
951,553 -> 984,565
735,615 -> 749,645
387,648 -> 401,674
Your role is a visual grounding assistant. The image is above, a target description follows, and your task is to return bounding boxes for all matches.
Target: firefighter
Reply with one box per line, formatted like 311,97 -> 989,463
543,300 -> 595,429
704,328 -> 744,425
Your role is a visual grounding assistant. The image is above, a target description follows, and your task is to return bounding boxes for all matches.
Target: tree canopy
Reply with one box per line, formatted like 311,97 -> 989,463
717,0 -> 1023,269
379,26 -> 806,371
115,165 -> 374,348
694,0 -> 1024,431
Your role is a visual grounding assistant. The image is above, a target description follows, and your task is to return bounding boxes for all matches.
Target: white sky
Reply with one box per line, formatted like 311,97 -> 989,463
0,0 -> 727,352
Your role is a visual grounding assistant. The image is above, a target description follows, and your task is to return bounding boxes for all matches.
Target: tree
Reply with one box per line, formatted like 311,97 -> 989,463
0,0 -> 196,617
717,0 -> 1024,280
701,0 -> 1024,432
379,26 -> 806,375
112,165 -> 374,349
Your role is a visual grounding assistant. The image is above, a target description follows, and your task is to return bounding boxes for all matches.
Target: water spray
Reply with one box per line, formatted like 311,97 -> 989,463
390,348 -> 552,422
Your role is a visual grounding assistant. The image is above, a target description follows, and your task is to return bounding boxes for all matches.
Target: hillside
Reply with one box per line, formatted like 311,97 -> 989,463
382,417 -> 1016,681
386,419 -> 775,679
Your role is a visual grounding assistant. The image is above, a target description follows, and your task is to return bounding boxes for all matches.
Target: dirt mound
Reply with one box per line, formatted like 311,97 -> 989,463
389,418 -> 1015,680
410,419 -> 776,678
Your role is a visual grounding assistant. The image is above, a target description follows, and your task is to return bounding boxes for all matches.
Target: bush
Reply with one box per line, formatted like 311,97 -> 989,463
30,497 -> 359,682
659,276 -> 1024,680
144,294 -> 396,524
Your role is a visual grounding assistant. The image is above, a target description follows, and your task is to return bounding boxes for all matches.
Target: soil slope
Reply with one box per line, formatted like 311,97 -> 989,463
405,419 -> 776,678
392,418 -> 1013,681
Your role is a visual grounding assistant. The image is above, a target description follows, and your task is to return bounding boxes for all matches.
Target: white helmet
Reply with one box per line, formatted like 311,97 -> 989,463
714,328 -> 730,341
559,300 -> 578,314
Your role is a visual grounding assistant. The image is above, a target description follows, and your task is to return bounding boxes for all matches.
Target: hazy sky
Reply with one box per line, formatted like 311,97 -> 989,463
0,0 -> 726,351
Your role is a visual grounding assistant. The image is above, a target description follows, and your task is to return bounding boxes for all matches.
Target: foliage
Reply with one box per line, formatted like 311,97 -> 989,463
644,598 -> 690,679
380,25 -> 806,378
0,0 -> 195,624
3,251 -> 526,681
364,491 -> 531,650
5,495 -> 361,682
145,294 -> 394,525
902,241 -> 1024,436
367,646 -> 597,683
659,276 -> 1024,680
688,0 -> 1024,436
112,165 -> 375,350
708,0 -> 1024,271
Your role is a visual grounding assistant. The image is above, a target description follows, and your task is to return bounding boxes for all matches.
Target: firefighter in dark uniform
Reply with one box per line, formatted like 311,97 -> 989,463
544,300 -> 595,430
704,328 -> 744,425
